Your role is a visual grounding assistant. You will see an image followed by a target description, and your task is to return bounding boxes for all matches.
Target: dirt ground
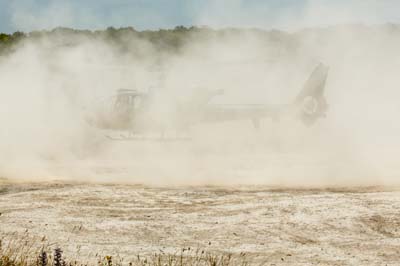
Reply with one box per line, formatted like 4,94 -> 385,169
1,181 -> 400,265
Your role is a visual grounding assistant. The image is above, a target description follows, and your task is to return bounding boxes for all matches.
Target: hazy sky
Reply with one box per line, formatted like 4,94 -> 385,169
1,0 -> 400,33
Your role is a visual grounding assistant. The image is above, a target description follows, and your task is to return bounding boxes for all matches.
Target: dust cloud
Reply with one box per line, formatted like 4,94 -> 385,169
0,25 -> 400,187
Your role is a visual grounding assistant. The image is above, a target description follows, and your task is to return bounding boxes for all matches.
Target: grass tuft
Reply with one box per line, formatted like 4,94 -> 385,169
0,236 -> 250,266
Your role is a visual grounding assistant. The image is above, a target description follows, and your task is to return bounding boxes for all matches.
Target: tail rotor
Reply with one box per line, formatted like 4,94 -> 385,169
294,63 -> 329,125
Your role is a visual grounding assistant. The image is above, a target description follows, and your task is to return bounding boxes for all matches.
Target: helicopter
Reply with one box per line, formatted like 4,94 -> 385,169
87,63 -> 329,140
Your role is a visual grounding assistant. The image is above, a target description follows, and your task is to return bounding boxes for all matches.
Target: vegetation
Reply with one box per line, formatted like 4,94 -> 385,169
1,24 -> 399,60
0,236 -> 250,266
0,26 -> 293,57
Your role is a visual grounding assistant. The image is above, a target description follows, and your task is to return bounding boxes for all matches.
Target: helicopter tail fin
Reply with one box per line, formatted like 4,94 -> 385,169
294,63 -> 329,125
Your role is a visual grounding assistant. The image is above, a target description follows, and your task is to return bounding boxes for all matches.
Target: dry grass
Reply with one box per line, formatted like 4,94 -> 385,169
0,235 -> 250,266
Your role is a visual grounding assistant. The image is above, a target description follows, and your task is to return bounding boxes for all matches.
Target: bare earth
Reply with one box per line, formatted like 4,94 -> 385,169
1,181 -> 400,265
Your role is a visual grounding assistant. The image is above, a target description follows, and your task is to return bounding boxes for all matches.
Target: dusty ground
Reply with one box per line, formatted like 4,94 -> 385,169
1,181 -> 400,265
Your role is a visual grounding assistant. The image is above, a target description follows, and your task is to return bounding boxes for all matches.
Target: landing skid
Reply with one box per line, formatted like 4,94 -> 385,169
107,135 -> 191,142
105,131 -> 191,142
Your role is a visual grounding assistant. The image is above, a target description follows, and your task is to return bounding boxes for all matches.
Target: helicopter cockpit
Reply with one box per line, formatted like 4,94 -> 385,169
113,89 -> 144,113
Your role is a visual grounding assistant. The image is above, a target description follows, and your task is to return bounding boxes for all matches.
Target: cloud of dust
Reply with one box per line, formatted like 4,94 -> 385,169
194,0 -> 400,30
1,22 -> 400,187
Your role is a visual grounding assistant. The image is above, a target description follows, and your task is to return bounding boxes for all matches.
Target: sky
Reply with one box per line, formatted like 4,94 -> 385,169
1,0 -> 400,33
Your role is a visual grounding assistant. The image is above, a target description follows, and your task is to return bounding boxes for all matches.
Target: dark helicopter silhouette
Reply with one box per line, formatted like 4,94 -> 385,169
87,63 -> 329,140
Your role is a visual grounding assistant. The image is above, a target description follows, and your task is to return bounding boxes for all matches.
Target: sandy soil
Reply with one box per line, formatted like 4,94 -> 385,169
1,181 -> 400,265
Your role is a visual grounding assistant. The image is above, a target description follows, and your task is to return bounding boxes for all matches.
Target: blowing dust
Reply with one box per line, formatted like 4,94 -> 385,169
0,26 -> 400,187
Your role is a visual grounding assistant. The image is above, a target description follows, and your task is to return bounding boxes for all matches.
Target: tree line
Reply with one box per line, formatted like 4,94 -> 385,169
0,26 -> 292,56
